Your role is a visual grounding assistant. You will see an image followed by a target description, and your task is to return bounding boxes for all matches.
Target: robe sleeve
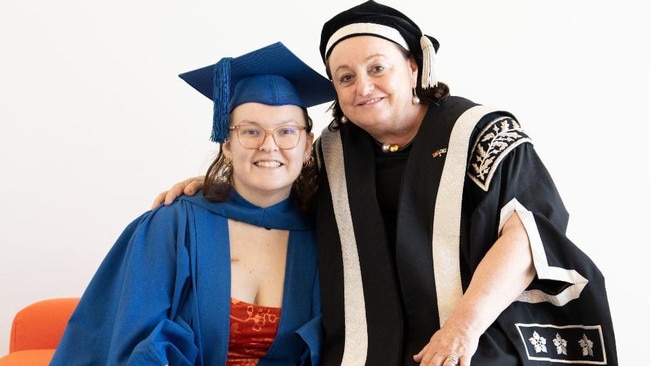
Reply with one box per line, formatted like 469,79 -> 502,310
467,137 -> 618,364
465,117 -> 573,287
50,203 -> 200,365
471,141 -> 587,298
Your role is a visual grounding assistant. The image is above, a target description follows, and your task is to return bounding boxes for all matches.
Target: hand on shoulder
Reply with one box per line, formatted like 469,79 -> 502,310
151,176 -> 204,209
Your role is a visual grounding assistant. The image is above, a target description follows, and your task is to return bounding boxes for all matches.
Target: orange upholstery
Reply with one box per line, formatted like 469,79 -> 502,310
0,350 -> 56,366
0,297 -> 79,365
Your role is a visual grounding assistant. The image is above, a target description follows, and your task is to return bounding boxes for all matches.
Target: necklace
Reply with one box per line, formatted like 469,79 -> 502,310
379,139 -> 415,153
381,143 -> 401,153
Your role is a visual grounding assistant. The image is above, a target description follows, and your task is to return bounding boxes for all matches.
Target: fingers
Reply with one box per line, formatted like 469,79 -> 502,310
443,354 -> 460,366
413,332 -> 471,366
182,176 -> 203,195
413,353 -> 464,366
164,182 -> 189,205
163,189 -> 179,205
151,191 -> 168,210
150,176 -> 204,210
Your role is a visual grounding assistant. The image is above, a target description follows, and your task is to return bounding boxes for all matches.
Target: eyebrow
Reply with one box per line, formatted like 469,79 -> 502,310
332,52 -> 387,74
233,119 -> 303,127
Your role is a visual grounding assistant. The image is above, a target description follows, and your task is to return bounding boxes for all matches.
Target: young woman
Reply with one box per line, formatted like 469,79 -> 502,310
50,42 -> 335,365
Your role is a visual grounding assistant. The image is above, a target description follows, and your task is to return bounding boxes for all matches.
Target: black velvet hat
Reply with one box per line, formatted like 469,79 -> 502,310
319,0 -> 439,89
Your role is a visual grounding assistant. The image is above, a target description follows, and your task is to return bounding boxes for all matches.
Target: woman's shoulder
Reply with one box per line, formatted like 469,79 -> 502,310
149,192 -> 217,215
467,114 -> 534,192
133,193 -> 221,231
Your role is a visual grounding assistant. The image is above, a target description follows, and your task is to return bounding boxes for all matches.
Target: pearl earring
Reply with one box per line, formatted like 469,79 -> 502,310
412,88 -> 420,105
340,115 -> 348,123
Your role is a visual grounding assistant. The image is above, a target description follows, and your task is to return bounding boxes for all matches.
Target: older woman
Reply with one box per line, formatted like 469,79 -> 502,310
154,2 -> 618,365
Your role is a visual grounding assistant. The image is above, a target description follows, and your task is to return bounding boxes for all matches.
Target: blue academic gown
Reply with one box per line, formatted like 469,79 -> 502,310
50,191 -> 322,366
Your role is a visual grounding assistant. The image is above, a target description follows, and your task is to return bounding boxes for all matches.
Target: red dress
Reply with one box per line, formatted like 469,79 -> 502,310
227,298 -> 281,365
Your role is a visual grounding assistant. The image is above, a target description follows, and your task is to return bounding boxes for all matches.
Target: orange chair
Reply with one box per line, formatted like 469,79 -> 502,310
0,297 -> 79,365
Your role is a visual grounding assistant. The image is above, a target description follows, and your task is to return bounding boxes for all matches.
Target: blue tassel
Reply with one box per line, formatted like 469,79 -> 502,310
211,57 -> 232,142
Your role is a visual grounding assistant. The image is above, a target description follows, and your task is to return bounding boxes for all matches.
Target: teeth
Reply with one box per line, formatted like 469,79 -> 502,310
362,98 -> 381,105
255,161 -> 281,168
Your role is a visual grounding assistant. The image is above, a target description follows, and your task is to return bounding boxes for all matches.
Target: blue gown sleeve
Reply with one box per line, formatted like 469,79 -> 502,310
295,273 -> 322,366
50,203 -> 200,365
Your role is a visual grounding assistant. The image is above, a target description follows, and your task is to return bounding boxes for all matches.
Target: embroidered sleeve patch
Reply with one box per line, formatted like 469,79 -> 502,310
468,117 -> 531,191
515,323 -> 608,364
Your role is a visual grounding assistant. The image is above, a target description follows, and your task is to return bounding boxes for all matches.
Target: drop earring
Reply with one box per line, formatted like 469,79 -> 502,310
412,88 -> 420,105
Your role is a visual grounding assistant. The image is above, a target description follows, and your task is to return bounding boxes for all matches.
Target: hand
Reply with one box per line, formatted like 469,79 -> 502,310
413,213 -> 532,365
412,322 -> 478,366
151,176 -> 204,209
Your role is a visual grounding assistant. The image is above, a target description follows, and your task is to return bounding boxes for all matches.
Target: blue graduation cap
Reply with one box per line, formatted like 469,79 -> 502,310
179,42 -> 336,143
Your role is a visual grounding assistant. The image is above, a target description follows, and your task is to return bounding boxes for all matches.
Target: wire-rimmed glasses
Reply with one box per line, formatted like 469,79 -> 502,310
228,124 -> 306,150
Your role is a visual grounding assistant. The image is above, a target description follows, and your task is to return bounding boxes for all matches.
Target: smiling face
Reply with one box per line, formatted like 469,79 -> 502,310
222,102 -> 313,207
327,36 -> 424,144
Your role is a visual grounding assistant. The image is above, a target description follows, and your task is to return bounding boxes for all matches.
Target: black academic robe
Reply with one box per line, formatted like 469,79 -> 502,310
314,96 -> 618,365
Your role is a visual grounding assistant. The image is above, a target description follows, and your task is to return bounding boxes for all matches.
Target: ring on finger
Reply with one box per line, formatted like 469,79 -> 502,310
444,354 -> 459,365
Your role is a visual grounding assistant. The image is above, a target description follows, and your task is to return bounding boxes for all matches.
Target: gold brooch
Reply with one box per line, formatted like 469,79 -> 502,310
432,148 -> 447,158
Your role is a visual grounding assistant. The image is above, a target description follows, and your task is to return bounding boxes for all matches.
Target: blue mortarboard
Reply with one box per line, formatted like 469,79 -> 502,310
179,42 -> 336,143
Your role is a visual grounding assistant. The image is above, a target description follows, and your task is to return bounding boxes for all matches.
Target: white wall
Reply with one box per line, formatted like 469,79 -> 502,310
1,0 -> 646,363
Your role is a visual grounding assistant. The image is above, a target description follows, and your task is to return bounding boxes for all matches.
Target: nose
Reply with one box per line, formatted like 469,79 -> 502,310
258,130 -> 279,151
356,74 -> 374,96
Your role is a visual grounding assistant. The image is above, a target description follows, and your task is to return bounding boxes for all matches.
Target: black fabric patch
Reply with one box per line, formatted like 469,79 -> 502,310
516,323 -> 607,364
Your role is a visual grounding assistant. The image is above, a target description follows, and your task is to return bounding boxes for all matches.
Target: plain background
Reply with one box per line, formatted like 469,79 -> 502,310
1,0 -> 647,363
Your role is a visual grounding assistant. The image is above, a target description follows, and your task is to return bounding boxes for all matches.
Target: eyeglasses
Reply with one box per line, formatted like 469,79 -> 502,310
228,125 -> 306,150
